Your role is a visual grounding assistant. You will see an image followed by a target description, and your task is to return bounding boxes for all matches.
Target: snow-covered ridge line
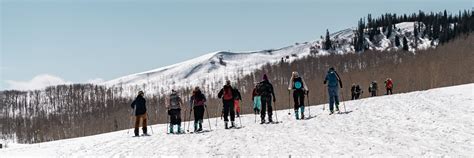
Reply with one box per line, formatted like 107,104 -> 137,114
103,22 -> 431,97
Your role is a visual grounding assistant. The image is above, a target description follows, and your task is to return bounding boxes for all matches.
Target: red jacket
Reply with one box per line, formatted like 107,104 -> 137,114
385,79 -> 393,89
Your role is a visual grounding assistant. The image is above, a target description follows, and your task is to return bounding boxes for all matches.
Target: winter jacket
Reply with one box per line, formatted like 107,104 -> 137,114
385,79 -> 393,89
324,70 -> 343,88
218,85 -> 235,101
131,95 -> 147,116
169,93 -> 182,110
191,91 -> 207,107
234,88 -> 242,100
257,80 -> 276,98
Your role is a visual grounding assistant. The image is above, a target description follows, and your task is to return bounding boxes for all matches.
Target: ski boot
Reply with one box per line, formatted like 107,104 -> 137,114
194,121 -> 199,132
269,118 -> 273,123
198,120 -> 203,131
260,119 -> 265,124
169,125 -> 174,134
225,121 -> 229,129
177,125 -> 182,134
230,121 -> 236,128
294,110 -> 299,120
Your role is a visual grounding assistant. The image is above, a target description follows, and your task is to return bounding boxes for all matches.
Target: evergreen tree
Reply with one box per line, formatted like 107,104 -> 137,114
402,37 -> 409,51
395,35 -> 401,47
325,29 -> 332,50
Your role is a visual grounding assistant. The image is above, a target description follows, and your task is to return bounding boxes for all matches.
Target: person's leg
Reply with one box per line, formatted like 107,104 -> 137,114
229,101 -> 235,123
223,101 -> 230,122
299,91 -> 305,118
134,115 -> 140,136
260,97 -> 267,122
267,96 -> 273,122
193,106 -> 199,131
142,114 -> 148,134
328,88 -> 335,112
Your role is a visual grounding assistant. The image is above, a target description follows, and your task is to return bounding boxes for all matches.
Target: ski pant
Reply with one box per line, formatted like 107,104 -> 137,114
293,90 -> 305,110
328,86 -> 340,112
222,99 -> 235,122
371,90 -> 377,97
386,88 -> 393,95
193,106 -> 205,123
253,96 -> 261,113
234,100 -> 241,114
168,109 -> 181,125
351,92 -> 356,100
134,113 -> 148,135
260,95 -> 273,121
355,93 -> 361,99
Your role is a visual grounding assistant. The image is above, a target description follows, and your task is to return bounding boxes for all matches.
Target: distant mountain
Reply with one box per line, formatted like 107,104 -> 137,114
103,22 -> 434,96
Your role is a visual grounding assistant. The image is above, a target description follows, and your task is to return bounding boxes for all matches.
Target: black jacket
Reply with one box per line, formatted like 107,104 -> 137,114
131,95 -> 147,116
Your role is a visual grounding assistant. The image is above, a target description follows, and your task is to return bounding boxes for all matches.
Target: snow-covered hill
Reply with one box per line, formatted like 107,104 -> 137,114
2,84 -> 472,157
103,22 -> 434,97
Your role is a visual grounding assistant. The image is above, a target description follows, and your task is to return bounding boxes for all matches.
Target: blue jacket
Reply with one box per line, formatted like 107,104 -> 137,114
324,70 -> 343,88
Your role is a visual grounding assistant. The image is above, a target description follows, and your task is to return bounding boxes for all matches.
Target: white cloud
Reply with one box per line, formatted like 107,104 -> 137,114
6,74 -> 71,91
87,78 -> 105,84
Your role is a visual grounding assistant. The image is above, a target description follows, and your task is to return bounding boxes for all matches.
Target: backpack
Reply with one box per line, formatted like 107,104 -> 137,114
257,81 -> 272,96
293,77 -> 304,90
223,86 -> 233,100
169,94 -> 181,109
326,71 -> 339,87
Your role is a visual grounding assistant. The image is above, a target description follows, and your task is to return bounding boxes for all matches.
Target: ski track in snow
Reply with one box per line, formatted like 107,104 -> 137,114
1,84 -> 473,157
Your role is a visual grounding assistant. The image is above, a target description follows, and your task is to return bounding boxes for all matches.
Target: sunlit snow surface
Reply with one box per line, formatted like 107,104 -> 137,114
1,84 -> 472,157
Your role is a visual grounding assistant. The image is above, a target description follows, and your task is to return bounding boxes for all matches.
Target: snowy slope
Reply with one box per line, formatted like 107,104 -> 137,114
2,84 -> 472,157
102,22 -> 433,97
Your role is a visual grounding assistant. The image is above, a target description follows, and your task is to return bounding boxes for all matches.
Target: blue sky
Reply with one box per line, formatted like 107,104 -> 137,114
1,0 -> 472,90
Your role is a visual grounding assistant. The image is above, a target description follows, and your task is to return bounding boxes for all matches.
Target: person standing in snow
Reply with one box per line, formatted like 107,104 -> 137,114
257,74 -> 276,124
351,84 -> 363,100
384,78 -> 393,95
218,80 -> 237,129
167,89 -> 184,133
190,87 -> 206,132
252,85 -> 261,114
288,71 -> 309,119
369,81 -> 378,97
324,67 -> 343,115
233,87 -> 242,118
130,91 -> 148,136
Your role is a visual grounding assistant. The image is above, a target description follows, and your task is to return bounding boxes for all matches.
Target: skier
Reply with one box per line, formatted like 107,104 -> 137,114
257,74 -> 276,124
190,86 -> 206,132
217,80 -> 237,129
385,78 -> 393,95
233,87 -> 242,117
288,71 -> 308,119
167,89 -> 184,134
252,85 -> 261,114
130,91 -> 148,136
351,84 -> 363,100
324,67 -> 343,115
355,84 -> 362,99
351,84 -> 357,100
368,81 -> 378,97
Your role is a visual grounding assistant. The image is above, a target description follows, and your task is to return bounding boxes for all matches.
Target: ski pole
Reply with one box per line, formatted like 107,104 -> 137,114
273,97 -> 279,123
287,90 -> 291,115
238,100 -> 243,127
205,105 -> 212,130
187,107 -> 193,132
341,88 -> 347,113
215,103 -> 220,129
306,90 -> 310,118
147,113 -> 154,134
166,109 -> 170,134
183,107 -> 187,132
